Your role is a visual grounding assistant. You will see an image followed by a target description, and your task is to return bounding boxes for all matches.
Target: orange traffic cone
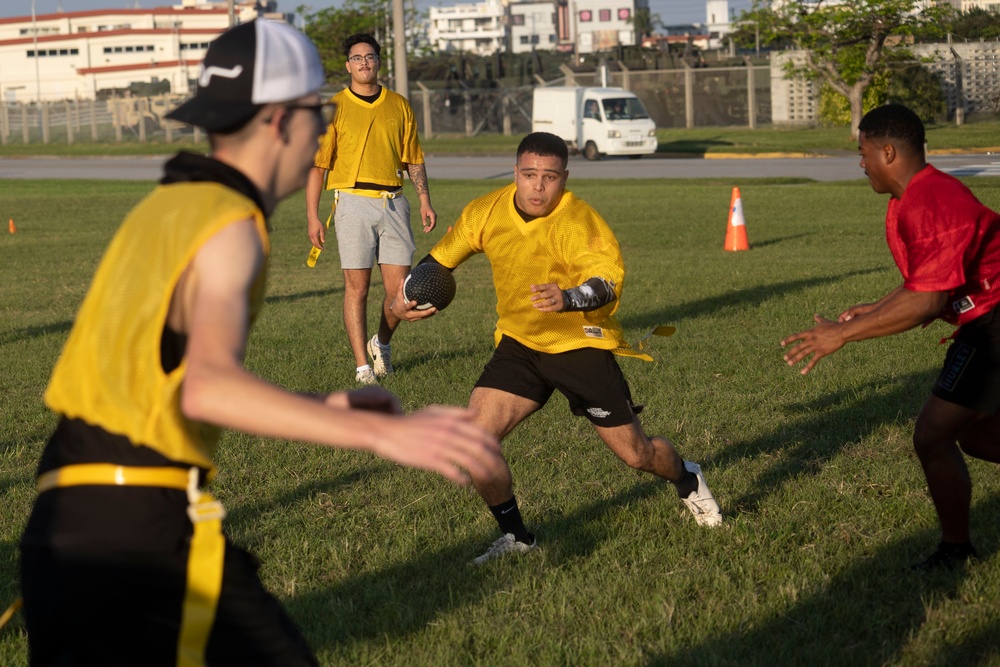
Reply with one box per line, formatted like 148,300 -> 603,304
724,187 -> 749,252
7,218 -> 14,234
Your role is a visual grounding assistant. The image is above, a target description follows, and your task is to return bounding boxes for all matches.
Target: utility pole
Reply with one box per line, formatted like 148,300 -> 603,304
32,0 -> 41,105
392,0 -> 408,98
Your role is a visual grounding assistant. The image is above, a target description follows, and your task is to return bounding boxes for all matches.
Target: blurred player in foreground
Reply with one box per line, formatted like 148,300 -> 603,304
781,104 -> 1000,571
18,20 -> 501,665
393,131 -> 721,564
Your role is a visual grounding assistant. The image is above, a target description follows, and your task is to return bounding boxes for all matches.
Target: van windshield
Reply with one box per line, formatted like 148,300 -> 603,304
601,97 -> 650,121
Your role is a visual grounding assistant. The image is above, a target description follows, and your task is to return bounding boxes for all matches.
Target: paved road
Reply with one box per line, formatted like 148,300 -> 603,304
2,152 -> 999,182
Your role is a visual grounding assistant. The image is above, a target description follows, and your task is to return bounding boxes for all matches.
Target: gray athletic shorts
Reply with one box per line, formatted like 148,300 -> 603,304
333,190 -> 415,269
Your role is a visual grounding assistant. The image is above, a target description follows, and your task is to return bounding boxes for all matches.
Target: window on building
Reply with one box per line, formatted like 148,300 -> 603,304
618,8 -> 631,19
599,9 -> 611,21
512,14 -> 525,25
549,34 -> 556,42
520,35 -> 529,44
579,9 -> 592,21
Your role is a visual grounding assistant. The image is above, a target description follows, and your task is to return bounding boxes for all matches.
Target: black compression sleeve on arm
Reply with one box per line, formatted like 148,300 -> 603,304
562,277 -> 617,312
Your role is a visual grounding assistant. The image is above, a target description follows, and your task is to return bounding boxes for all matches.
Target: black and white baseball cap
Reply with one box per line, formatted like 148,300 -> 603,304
167,19 -> 325,133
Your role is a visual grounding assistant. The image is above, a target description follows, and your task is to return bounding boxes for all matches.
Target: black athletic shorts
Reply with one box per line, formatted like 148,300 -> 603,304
931,307 -> 1000,414
474,335 -> 640,427
19,419 -> 318,666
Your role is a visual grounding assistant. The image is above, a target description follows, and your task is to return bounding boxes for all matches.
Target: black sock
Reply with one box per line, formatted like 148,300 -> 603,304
489,497 -> 533,544
674,470 -> 698,498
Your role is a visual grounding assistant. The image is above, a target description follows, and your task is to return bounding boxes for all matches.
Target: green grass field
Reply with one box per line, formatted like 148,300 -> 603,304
2,174 -> 1000,665
3,118 -> 1000,158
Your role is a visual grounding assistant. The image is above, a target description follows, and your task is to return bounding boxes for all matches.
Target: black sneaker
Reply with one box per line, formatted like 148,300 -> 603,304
910,542 -> 978,572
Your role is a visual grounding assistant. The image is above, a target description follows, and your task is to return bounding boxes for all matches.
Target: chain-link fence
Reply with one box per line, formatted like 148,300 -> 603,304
3,42 -> 998,146
1,94 -> 201,145
409,64 -> 770,138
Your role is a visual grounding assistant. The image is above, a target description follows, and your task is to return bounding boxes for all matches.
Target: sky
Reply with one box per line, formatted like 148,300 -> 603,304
2,0 -> 752,30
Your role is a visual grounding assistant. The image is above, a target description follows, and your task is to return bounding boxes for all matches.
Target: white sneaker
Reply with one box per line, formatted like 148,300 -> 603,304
471,533 -> 537,565
355,367 -> 377,385
680,461 -> 722,527
367,335 -> 394,377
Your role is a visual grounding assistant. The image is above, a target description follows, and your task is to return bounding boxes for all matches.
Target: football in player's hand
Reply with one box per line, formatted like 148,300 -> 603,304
403,263 -> 456,311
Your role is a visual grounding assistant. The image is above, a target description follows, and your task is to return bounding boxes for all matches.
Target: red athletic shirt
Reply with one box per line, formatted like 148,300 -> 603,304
886,164 -> 1000,325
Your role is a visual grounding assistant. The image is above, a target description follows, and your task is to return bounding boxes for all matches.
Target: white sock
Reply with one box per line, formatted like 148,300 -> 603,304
357,364 -> 371,373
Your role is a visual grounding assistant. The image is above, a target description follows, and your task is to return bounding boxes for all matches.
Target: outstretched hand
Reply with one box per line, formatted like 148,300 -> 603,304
780,314 -> 846,375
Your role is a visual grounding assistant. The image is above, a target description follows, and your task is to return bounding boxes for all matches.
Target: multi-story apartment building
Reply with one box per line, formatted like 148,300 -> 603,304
0,0 -> 287,103
570,0 -> 647,54
428,0 -> 507,56
430,0 -> 647,56
509,1 -> 558,53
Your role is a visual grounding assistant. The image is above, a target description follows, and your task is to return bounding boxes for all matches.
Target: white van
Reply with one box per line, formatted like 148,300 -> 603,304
531,87 -> 658,160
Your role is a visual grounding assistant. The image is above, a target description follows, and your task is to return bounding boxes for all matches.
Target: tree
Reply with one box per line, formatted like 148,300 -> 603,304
299,3 -> 383,82
299,0 -> 427,84
735,0 -> 953,139
631,7 -> 663,40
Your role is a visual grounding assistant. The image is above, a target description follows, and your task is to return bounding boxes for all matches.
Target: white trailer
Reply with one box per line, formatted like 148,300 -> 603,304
531,86 -> 658,160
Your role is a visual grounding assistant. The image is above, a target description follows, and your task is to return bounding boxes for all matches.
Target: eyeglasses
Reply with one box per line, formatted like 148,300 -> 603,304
348,54 -> 379,64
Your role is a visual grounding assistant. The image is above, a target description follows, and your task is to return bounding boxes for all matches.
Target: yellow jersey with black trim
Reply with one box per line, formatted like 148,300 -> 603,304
431,183 -> 632,355
314,87 -> 424,190
44,182 -> 269,472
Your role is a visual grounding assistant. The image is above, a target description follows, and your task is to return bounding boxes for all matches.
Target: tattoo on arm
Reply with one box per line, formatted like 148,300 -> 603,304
407,163 -> 430,196
563,277 -> 617,312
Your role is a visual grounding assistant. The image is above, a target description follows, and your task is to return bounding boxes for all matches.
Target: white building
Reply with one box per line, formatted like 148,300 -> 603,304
429,0 -> 645,57
572,0 -> 646,54
949,0 -> 1000,11
0,0 -> 287,103
509,1 -> 558,54
704,0 -> 733,50
428,0 -> 507,56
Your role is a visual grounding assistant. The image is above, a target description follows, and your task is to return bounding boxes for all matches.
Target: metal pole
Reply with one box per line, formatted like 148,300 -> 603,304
32,0 -> 42,108
392,0 -> 408,98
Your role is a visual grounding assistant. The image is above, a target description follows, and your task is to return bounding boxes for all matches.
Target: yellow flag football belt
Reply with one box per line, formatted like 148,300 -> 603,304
23,464 -> 227,666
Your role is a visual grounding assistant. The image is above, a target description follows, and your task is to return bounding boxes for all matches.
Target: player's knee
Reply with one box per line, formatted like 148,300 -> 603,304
912,425 -> 952,461
957,429 -> 1000,461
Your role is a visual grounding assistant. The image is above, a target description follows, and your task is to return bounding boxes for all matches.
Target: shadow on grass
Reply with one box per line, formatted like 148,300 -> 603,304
716,369 -> 937,515
620,268 -> 887,332
656,139 -> 734,156
264,287 -> 341,305
282,480 -> 662,651
645,491 -> 1000,666
219,464 -> 392,538
0,321 -> 72,346
749,232 -> 816,249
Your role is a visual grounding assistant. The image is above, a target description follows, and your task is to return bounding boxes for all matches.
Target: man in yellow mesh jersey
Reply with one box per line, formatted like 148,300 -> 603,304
305,33 -> 436,386
392,132 -> 722,564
